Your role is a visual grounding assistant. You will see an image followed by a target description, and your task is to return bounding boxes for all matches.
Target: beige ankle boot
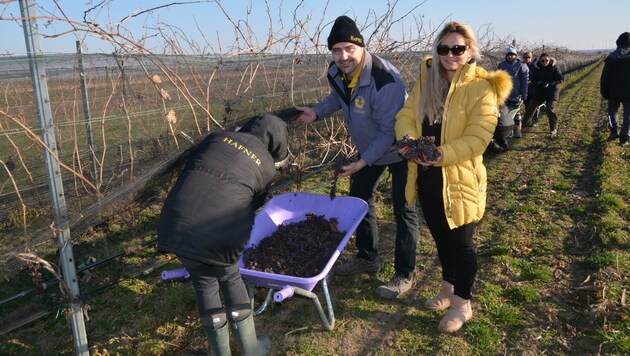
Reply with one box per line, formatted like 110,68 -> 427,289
437,294 -> 472,333
424,280 -> 453,310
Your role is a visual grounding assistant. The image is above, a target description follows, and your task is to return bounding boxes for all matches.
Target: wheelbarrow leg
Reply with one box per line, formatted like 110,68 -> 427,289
318,276 -> 336,330
245,278 -> 336,330
247,283 -> 276,316
285,276 -> 335,330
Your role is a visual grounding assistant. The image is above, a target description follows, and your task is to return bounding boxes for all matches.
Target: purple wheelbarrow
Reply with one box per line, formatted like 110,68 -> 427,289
162,192 -> 367,330
239,192 -> 367,330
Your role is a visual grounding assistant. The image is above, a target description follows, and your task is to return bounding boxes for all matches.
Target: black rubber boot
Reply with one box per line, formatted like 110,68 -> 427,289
232,314 -> 270,356
204,322 -> 232,356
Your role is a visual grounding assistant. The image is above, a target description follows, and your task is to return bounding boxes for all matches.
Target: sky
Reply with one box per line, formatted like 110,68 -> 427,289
0,0 -> 626,55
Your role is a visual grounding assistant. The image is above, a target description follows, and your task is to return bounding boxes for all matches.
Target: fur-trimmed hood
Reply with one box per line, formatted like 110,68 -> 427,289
422,58 -> 513,106
534,56 -> 558,70
473,64 -> 513,106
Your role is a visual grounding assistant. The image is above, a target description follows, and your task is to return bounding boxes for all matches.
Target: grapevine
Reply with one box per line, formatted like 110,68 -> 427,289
329,155 -> 353,200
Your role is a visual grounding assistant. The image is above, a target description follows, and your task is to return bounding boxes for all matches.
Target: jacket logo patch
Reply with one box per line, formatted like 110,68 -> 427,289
355,95 -> 366,109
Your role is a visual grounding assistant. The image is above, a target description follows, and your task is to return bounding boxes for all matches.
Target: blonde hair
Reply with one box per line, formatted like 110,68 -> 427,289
418,21 -> 480,124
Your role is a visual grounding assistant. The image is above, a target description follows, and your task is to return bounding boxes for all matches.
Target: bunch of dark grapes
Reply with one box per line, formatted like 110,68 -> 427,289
392,135 -> 440,161
329,155 -> 353,200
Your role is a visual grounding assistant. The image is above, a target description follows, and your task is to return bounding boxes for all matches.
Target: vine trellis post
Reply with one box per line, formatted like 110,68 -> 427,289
19,0 -> 89,354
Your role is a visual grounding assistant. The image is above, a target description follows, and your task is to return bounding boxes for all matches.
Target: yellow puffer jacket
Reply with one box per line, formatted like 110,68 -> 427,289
395,58 -> 512,229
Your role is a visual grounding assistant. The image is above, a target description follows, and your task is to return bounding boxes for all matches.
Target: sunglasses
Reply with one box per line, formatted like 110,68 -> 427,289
437,44 -> 468,56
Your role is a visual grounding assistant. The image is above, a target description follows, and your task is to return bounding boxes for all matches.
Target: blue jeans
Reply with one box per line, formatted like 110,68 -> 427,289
349,160 -> 419,278
608,98 -> 630,140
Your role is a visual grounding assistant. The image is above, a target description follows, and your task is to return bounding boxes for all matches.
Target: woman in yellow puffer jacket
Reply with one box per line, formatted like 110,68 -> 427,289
395,21 -> 512,333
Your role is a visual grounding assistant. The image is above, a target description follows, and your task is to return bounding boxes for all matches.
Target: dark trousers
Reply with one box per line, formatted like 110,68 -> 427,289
608,98 -> 630,140
349,160 -> 419,278
418,186 -> 477,300
179,257 -> 251,329
523,99 -> 558,131
493,125 -> 514,149
523,95 -> 540,124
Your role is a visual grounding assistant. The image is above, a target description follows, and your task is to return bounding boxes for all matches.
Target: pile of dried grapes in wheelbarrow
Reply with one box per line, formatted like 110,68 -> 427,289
242,214 -> 345,278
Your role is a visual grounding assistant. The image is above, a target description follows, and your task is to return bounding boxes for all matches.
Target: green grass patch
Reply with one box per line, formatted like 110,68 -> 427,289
551,179 -> 572,190
518,261 -> 553,283
505,284 -> 542,305
464,321 -> 502,355
596,319 -> 630,354
480,243 -> 510,257
537,224 -> 563,239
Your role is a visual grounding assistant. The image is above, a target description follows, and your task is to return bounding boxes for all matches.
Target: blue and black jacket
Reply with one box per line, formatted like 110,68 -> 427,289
312,51 -> 406,166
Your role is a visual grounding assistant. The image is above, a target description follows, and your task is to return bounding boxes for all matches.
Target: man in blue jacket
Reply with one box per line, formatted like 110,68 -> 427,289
498,46 -> 529,139
295,16 -> 419,299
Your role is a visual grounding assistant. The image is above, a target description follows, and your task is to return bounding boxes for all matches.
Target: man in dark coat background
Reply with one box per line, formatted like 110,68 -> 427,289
158,114 -> 289,355
601,31 -> 630,146
522,52 -> 564,138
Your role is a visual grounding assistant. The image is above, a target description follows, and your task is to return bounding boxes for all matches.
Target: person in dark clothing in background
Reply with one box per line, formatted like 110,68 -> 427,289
487,104 -> 515,154
601,31 -> 630,146
522,51 -> 542,127
158,114 -> 289,356
522,52 -> 564,138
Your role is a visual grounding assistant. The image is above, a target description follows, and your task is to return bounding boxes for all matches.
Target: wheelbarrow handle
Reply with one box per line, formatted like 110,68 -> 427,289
161,268 -> 190,280
273,286 -> 295,302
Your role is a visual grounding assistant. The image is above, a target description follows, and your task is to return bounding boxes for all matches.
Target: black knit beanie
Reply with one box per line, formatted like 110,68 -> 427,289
616,32 -> 630,48
327,16 -> 364,50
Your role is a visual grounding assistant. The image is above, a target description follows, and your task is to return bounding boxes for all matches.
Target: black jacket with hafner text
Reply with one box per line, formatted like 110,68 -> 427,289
157,114 -> 288,266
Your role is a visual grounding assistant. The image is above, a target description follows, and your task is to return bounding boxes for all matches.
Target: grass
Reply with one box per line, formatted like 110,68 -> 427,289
1,59 -> 629,355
